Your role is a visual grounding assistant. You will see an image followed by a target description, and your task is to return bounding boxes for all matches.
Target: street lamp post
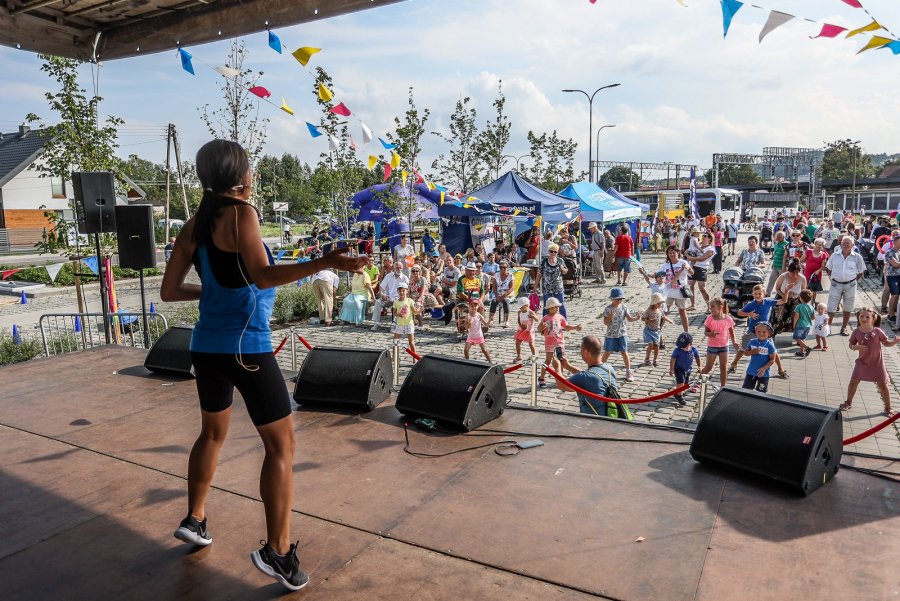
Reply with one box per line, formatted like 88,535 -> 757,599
594,124 -> 616,183
562,83 -> 621,182
850,140 -> 861,212
502,153 -> 530,174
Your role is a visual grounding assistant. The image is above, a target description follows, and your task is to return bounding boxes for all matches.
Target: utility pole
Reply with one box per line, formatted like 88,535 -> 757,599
171,125 -> 192,220
164,124 -> 173,246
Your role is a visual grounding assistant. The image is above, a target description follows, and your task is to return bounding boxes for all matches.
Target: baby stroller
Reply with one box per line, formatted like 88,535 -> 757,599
722,265 -> 765,316
563,256 -> 581,299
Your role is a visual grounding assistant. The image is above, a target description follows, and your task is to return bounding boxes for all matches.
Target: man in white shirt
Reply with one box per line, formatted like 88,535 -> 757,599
311,269 -> 340,326
825,235 -> 867,335
372,261 -> 409,329
393,234 -> 415,277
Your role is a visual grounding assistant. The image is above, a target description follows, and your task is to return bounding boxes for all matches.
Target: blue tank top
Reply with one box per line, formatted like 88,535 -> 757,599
190,244 -> 276,354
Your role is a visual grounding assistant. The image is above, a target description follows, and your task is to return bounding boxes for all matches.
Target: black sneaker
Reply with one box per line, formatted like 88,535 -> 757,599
674,394 -> 686,406
174,515 -> 212,546
251,541 -> 309,592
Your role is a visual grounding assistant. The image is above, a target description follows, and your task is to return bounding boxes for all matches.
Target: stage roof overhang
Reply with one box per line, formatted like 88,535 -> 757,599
0,0 -> 406,61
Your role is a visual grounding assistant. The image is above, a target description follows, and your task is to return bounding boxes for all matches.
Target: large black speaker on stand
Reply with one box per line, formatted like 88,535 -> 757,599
690,387 -> 842,495
395,354 -> 507,431
115,204 -> 157,269
73,172 -> 117,235
144,326 -> 195,377
293,347 -> 392,411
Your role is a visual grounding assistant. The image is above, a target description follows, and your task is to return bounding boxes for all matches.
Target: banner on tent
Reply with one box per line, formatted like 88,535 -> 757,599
470,217 -> 497,254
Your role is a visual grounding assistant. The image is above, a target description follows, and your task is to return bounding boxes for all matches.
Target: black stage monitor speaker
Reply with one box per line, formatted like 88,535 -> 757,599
144,326 -> 195,377
395,354 -> 507,431
690,387 -> 842,495
73,172 -> 116,234
293,347 -> 392,411
115,204 -> 157,270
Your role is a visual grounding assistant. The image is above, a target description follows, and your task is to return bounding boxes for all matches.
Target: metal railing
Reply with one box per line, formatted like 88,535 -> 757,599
39,312 -> 169,357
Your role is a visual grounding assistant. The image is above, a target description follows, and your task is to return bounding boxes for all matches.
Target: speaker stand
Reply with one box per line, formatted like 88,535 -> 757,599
94,233 -> 111,344
138,269 -> 150,348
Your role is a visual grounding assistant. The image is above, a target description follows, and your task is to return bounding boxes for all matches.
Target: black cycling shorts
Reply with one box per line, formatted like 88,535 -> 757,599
191,352 -> 292,426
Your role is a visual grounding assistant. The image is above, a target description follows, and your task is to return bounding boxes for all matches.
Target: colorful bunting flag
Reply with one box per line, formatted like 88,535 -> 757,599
280,98 -> 295,116
350,135 -> 359,150
330,102 -> 351,116
327,134 -> 340,153
846,20 -> 882,38
721,0 -> 744,37
214,66 -> 241,78
440,191 -> 445,205
759,11 -> 794,43
810,24 -> 848,39
886,40 -> 900,54
857,35 -> 893,53
82,256 -> 99,275
44,263 -> 63,282
367,155 -> 378,171
317,82 -> 333,102
378,138 -> 396,150
360,123 -> 373,144
268,31 -> 283,54
1,268 -> 20,280
178,48 -> 194,75
249,86 -> 271,99
401,170 -> 408,186
841,0 -> 863,8
390,152 -> 401,169
306,122 -> 323,138
276,250 -> 287,261
292,46 -> 321,66
383,164 -> 392,181
292,248 -> 301,258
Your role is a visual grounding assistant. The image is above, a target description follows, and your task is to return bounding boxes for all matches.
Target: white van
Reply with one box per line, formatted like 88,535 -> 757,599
158,219 -> 185,229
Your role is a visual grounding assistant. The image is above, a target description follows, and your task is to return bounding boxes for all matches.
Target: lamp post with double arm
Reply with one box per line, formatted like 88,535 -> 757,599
562,83 -> 621,182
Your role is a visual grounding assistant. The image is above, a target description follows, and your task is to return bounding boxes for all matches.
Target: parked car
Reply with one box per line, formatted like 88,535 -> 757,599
158,219 -> 185,230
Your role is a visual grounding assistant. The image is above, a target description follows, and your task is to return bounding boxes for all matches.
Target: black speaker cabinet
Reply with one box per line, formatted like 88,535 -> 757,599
73,172 -> 117,234
144,326 -> 195,377
115,204 -> 157,270
690,387 -> 842,495
293,347 -> 391,411
395,354 -> 507,431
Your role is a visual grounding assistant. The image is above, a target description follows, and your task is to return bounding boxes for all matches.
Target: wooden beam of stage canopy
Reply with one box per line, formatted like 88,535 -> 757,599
0,0 -> 407,61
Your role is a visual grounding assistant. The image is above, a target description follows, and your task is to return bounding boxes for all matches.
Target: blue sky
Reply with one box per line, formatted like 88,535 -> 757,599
1,0 -> 898,182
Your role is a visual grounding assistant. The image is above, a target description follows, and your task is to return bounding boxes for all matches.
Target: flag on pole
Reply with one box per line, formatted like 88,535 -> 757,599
689,167 -> 699,220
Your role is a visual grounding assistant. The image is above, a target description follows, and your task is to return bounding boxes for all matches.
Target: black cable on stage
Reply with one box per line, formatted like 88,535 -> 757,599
462,428 -> 691,446
843,450 -> 900,462
839,463 -> 900,483
402,422 -> 520,458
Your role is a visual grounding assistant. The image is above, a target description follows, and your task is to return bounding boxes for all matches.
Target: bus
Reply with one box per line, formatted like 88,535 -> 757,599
622,188 -> 743,222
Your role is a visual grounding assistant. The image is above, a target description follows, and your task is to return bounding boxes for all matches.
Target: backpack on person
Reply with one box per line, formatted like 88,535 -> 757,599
586,365 -> 634,420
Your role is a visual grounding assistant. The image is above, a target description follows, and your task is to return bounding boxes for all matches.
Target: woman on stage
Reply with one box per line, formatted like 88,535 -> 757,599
161,139 -> 366,592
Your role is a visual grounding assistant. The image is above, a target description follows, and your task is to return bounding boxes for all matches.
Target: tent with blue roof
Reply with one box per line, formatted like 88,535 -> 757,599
559,182 -> 640,224
437,170 -> 578,222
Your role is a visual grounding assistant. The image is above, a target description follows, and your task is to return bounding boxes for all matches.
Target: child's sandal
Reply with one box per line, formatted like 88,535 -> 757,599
884,408 -> 898,418
778,369 -> 789,379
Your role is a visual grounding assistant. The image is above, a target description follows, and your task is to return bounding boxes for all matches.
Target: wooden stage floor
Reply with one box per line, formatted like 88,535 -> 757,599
1,347 -> 898,600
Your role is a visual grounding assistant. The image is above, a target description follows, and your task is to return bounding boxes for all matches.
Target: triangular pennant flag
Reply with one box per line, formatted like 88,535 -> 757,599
414,171 -> 425,184
676,0 -> 688,5
841,0 -> 863,7
857,35 -> 893,54
350,135 -> 359,150
810,24 -> 848,39
360,123 -> 373,144
759,11 -> 794,43
427,181 -> 436,191
721,0 -> 744,37
367,155 -> 378,171
885,40 -> 900,55
846,20 -> 882,38
268,30 -> 283,54
439,191 -> 445,205
1,268 -> 20,280
249,86 -> 271,99
276,250 -> 287,261
378,138 -> 396,150
44,263 -> 63,282
328,134 -> 340,153
214,66 -> 242,78
383,164 -> 393,181
292,248 -> 302,258
390,152 -> 401,169
317,82 -> 334,102
292,46 -> 321,66
280,98 -> 295,116
402,171 -> 408,186
306,122 -> 323,138
178,48 -> 194,75
330,102 -> 351,116
82,256 -> 99,275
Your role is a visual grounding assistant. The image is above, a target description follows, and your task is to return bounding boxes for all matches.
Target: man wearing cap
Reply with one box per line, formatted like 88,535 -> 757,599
588,222 -> 606,284
825,235 -> 867,336
456,262 -> 485,305
371,261 -> 409,330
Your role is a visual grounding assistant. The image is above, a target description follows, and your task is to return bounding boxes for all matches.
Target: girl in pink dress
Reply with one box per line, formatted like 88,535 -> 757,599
840,307 -> 898,416
463,301 -> 492,362
513,296 -> 539,363
700,297 -> 737,387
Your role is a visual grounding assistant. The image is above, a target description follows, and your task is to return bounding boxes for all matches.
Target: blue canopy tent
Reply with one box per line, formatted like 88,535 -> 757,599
559,182 -> 643,261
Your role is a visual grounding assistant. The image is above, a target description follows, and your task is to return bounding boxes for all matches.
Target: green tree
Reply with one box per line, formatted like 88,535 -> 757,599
705,163 -> 764,186
118,154 -> 166,204
525,130 -> 578,192
385,87 -> 431,225
26,55 -> 123,177
598,166 -> 641,191
477,81 -> 511,182
431,96 -> 482,193
821,139 -> 875,181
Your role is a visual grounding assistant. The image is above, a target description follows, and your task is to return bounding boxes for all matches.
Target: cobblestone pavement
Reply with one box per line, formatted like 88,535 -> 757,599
2,234 -> 898,457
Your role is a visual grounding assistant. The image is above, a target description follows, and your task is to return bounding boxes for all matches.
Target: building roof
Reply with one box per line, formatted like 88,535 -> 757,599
0,0 -> 405,61
0,127 -> 47,189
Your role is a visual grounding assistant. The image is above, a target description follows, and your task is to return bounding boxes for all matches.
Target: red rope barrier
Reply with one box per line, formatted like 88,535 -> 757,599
544,364 -> 689,404
405,348 -> 421,361
503,363 -> 524,374
843,411 -> 900,446
297,334 -> 313,351
272,336 -> 288,356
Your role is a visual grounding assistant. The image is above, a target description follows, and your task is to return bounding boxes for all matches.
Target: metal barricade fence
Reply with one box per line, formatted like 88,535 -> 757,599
39,312 -> 169,357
